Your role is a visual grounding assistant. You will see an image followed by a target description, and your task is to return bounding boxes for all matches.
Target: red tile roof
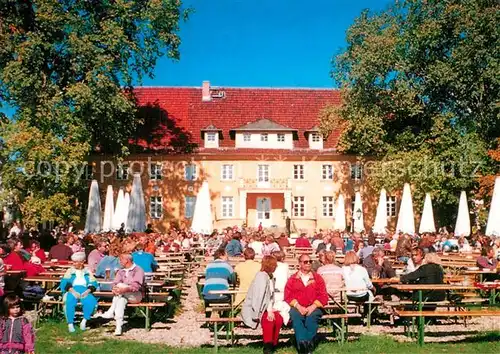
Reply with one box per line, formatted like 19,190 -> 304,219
132,85 -> 342,151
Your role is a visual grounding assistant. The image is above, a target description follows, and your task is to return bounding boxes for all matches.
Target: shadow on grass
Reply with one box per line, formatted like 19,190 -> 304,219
455,331 -> 500,343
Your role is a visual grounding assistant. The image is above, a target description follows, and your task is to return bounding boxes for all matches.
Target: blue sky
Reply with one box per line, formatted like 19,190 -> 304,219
1,0 -> 391,117
145,0 -> 392,88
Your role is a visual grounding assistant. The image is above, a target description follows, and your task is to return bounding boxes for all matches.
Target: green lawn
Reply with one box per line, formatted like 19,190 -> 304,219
36,322 -> 500,354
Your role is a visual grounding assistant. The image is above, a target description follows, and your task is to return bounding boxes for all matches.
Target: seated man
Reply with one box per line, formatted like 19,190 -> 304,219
400,252 -> 445,309
234,247 -> 261,306
477,246 -> 498,270
477,246 -> 499,281
49,236 -> 73,261
99,253 -> 145,335
132,242 -> 158,273
60,252 -> 99,332
285,254 -> 328,354
362,247 -> 396,279
202,249 -> 235,312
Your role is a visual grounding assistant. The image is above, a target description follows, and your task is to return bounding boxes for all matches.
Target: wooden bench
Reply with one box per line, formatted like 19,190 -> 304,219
395,309 -> 500,317
197,317 -> 242,352
321,312 -> 361,343
38,299 -> 167,330
395,309 -> 500,345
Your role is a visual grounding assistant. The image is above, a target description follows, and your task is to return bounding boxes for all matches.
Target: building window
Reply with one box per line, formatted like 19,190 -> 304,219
351,163 -> 362,180
150,164 -> 162,180
322,164 -> 333,180
311,133 -> 321,142
258,165 -> 270,183
221,164 -> 234,181
293,164 -> 304,180
387,196 -> 397,217
277,133 -> 285,142
185,164 -> 197,181
243,133 -> 251,142
322,196 -> 334,217
185,196 -> 196,219
260,133 -> 268,142
293,196 -> 305,217
150,196 -> 163,219
116,164 -> 129,180
221,196 -> 234,218
206,132 -> 216,142
83,164 -> 93,180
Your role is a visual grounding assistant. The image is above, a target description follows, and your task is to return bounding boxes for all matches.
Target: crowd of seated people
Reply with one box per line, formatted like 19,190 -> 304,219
200,227 -> 498,354
0,221 -> 498,351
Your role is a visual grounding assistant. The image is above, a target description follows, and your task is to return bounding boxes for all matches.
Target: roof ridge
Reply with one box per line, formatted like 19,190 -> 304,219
135,86 -> 338,91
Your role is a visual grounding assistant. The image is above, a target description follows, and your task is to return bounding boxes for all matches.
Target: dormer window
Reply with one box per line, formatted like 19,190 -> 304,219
306,127 -> 323,150
206,132 -> 216,142
202,124 -> 221,148
232,118 -> 296,149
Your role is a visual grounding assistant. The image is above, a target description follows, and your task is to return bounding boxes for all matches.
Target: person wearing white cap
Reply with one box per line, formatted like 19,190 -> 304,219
60,251 -> 99,333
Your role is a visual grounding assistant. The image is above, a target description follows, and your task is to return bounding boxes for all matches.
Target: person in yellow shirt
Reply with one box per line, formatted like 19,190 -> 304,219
234,247 -> 261,306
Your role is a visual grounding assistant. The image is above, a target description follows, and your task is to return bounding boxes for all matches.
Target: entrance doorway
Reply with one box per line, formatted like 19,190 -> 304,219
256,197 -> 271,227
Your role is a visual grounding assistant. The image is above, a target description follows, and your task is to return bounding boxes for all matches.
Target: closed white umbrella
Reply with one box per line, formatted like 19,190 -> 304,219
396,183 -> 415,235
123,192 -> 130,230
353,191 -> 364,232
372,188 -> 388,234
112,188 -> 125,230
334,194 -> 346,231
84,180 -> 102,233
454,191 -> 471,237
191,181 -> 213,234
419,193 -> 436,234
126,173 -> 146,232
486,176 -> 500,236
102,185 -> 114,232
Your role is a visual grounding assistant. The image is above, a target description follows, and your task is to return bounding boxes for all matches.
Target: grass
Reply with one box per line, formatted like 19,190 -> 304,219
36,321 -> 500,354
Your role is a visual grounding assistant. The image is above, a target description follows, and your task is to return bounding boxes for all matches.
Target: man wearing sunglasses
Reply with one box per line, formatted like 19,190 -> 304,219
285,254 -> 328,353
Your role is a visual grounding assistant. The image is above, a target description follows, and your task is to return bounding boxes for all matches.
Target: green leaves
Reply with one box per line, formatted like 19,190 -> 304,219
322,0 -> 499,227
0,0 -> 187,226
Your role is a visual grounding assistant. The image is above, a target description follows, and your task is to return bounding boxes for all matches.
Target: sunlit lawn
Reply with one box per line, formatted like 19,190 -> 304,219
36,321 -> 500,353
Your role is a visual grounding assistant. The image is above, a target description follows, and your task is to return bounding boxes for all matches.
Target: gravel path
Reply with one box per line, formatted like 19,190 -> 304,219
111,271 -> 213,347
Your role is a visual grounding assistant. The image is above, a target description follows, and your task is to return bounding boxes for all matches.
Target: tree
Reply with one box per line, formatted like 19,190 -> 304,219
0,0 -> 189,227
321,0 -> 499,227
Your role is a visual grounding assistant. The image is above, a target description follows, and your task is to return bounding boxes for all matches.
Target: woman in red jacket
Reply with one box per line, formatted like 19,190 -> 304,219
4,239 -> 44,277
285,254 -> 328,353
27,240 -> 47,263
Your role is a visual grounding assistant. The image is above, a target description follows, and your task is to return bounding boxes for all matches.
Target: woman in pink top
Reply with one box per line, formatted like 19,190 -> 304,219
317,251 -> 344,301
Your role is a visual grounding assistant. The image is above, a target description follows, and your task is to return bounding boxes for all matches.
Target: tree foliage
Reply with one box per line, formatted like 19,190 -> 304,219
0,0 -> 188,226
321,0 -> 499,227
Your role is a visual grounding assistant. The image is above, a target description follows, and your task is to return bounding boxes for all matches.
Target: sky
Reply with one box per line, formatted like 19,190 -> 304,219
143,0 -> 392,88
0,0 -> 391,117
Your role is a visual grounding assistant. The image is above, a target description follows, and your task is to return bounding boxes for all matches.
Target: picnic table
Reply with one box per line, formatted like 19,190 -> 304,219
390,283 -> 483,346
207,289 -> 247,345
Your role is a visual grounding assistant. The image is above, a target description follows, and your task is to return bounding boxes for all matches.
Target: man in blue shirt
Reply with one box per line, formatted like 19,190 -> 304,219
203,249 -> 235,310
132,242 -> 158,273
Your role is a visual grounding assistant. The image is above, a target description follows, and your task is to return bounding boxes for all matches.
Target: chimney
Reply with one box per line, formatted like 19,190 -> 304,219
202,80 -> 211,102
